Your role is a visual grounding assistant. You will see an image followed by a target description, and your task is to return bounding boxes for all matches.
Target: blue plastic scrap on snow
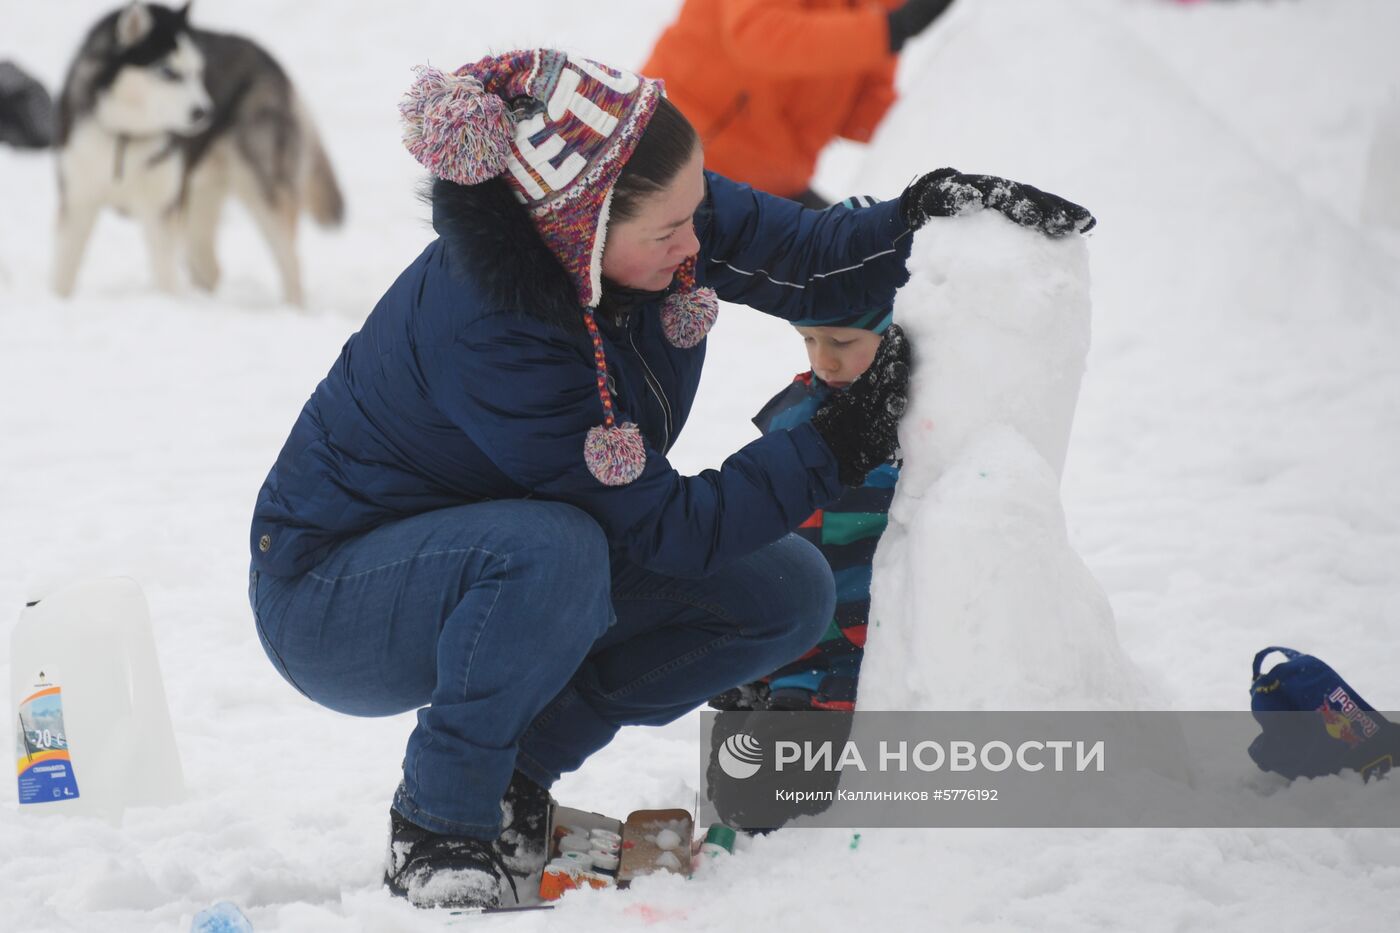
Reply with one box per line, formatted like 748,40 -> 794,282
191,902 -> 253,933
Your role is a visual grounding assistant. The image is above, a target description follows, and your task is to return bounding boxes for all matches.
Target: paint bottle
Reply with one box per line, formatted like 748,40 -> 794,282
588,828 -> 622,850
540,858 -> 613,901
587,848 -> 620,872
560,850 -> 594,870
557,833 -> 592,854
700,823 -> 737,857
11,578 -> 184,818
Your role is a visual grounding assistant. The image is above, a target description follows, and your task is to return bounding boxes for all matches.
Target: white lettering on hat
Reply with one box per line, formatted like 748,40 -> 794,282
548,68 -> 620,138
514,112 -> 586,193
568,56 -> 640,95
504,58 -> 644,203
505,153 -> 546,201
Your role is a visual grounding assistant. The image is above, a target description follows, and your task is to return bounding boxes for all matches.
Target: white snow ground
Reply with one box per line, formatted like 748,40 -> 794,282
2,0 -> 1398,930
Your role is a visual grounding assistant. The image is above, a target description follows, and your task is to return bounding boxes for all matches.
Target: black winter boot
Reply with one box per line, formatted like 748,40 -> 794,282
384,808 -> 518,910
495,770 -> 553,882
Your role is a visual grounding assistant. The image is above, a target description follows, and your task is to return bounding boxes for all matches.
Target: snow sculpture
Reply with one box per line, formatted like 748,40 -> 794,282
858,213 -> 1144,711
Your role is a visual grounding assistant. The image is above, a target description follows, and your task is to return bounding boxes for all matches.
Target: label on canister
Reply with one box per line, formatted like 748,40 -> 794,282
705,824 -> 736,850
15,683 -> 81,805
701,823 -> 736,856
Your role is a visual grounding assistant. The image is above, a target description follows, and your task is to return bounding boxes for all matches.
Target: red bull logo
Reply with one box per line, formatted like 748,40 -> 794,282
1316,687 -> 1379,748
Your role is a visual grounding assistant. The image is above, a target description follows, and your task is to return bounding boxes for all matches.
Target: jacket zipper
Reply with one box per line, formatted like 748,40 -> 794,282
629,330 -> 673,452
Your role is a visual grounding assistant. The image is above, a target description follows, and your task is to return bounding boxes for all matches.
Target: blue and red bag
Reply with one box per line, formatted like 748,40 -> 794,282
1249,646 -> 1396,782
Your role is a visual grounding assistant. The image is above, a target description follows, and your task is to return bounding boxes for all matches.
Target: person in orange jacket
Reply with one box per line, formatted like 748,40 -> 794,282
643,0 -> 955,208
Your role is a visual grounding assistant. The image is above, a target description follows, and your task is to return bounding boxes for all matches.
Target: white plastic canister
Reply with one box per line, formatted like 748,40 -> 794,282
11,578 -> 184,818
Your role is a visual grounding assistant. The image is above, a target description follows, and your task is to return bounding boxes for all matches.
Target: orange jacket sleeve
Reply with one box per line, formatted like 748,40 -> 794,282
838,65 -> 898,141
718,0 -> 895,77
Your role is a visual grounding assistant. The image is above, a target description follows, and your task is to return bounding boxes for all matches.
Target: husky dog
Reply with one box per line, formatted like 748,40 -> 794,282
53,2 -> 343,305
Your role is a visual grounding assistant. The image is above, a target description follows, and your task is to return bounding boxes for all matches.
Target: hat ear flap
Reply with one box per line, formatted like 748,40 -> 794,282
116,2 -> 154,47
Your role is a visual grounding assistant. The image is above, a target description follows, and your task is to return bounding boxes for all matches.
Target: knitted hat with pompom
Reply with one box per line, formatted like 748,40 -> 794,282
399,50 -> 717,487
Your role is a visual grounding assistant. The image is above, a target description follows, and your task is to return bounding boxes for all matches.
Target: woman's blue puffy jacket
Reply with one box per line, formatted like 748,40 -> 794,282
250,172 -> 912,579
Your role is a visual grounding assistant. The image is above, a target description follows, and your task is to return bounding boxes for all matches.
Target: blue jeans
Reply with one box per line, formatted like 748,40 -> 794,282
249,500 -> 833,838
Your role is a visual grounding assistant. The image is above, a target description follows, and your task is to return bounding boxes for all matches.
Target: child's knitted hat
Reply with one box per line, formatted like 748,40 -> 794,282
789,196 -> 893,334
399,49 -> 718,486
793,306 -> 894,334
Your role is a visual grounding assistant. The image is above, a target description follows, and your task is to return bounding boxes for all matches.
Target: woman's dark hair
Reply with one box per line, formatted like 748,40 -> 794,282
609,97 -> 700,224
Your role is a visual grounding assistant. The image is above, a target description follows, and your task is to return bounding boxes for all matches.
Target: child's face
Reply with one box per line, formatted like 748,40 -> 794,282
795,326 -> 883,389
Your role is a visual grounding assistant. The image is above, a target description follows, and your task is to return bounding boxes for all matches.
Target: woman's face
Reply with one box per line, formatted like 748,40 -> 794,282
601,145 -> 705,291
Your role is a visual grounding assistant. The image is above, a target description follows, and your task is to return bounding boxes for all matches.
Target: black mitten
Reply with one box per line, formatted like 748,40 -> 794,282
810,324 -> 910,487
887,0 -> 957,52
900,168 -> 1097,237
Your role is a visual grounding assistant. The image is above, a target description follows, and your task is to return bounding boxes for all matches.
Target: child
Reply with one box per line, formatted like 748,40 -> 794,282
712,300 -> 900,713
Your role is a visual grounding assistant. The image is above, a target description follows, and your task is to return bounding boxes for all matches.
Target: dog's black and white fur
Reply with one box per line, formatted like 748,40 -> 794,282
53,2 -> 343,305
0,61 -> 54,148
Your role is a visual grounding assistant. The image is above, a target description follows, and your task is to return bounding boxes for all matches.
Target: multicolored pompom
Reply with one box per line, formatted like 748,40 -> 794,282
660,287 -> 718,348
399,66 -> 514,185
585,422 -> 647,486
